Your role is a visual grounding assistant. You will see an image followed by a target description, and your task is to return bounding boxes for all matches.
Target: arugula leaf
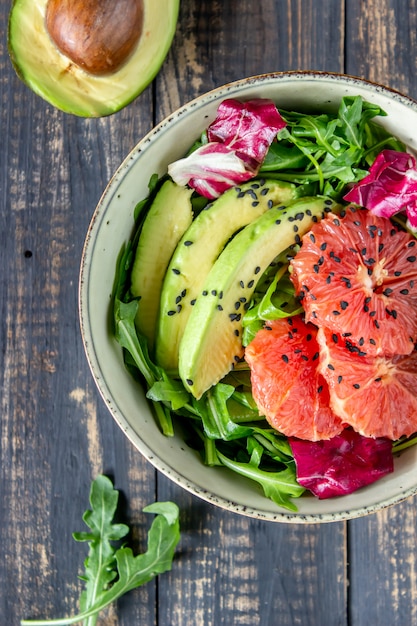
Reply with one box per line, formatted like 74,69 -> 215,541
216,448 -> 304,511
261,95 -> 404,198
201,383 -> 255,441
21,476 -> 180,626
113,244 -> 175,436
73,475 -> 129,623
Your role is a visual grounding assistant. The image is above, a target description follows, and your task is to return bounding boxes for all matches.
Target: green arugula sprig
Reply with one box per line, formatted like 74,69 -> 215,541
260,95 -> 406,198
21,476 -> 180,626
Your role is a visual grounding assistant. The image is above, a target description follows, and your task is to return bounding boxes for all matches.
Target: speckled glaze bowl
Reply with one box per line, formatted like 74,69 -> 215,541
79,71 -> 417,522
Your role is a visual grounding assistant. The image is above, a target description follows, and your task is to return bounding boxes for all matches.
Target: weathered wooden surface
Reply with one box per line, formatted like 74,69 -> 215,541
1,1 -> 417,624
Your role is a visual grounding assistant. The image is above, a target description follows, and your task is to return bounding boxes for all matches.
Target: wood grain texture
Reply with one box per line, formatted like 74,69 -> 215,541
2,0 -> 417,625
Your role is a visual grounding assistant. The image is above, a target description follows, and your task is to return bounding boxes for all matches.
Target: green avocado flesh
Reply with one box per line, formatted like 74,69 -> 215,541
155,179 -> 298,373
179,196 -> 341,399
7,0 -> 179,116
130,180 -> 193,350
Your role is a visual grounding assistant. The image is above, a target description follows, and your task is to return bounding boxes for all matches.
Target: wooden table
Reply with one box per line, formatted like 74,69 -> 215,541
2,1 -> 417,624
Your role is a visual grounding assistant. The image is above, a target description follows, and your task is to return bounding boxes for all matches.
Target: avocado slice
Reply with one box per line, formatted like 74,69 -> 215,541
131,180 -> 193,350
8,0 -> 179,116
179,196 -> 340,399
155,179 -> 298,373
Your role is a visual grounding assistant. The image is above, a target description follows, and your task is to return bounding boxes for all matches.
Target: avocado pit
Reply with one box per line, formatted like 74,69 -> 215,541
45,0 -> 144,76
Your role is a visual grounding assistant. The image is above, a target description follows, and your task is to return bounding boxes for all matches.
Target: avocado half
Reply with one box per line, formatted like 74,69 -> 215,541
8,0 -> 180,117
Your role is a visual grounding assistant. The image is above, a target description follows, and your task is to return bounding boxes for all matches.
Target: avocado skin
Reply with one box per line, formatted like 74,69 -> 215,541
179,196 -> 340,399
131,180 -> 193,350
7,0 -> 179,116
155,179 -> 298,373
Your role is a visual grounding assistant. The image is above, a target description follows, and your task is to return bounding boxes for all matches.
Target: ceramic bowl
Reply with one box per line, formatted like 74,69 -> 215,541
79,71 -> 417,522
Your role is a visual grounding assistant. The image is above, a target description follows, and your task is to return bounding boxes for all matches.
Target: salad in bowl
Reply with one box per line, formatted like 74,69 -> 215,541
80,72 -> 417,521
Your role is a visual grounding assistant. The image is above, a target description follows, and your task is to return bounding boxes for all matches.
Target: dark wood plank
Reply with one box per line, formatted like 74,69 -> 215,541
345,2 -> 417,625
0,30 -> 159,624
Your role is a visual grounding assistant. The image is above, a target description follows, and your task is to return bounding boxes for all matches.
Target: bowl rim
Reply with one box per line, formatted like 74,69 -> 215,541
79,70 -> 417,523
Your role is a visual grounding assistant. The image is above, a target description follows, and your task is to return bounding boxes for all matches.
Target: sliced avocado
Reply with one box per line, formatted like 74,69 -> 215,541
8,0 -> 179,116
179,196 -> 340,399
131,180 -> 193,350
155,179 -> 298,373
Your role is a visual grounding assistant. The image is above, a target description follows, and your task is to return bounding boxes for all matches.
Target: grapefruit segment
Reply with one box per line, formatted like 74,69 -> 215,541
245,316 -> 344,441
318,326 -> 417,440
290,206 -> 417,356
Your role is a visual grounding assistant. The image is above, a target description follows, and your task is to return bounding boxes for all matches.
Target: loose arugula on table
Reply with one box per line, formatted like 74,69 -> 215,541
113,95 -> 417,510
21,475 -> 180,626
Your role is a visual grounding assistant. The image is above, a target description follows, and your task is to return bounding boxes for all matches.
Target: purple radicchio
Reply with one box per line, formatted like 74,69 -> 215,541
343,149 -> 417,229
168,98 -> 286,199
289,428 -> 393,499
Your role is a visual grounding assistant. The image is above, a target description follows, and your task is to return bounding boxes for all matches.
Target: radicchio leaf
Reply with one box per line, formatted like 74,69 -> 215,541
168,98 -> 286,199
289,428 -> 393,499
343,149 -> 417,228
